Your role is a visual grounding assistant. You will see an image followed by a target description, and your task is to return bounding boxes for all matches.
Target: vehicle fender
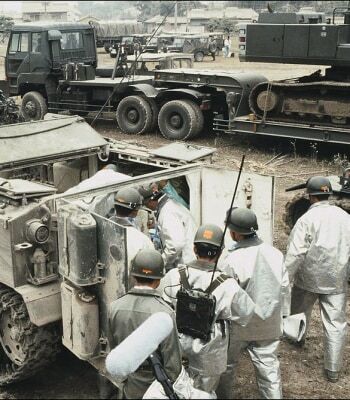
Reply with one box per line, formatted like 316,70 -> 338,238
18,72 -> 51,95
15,281 -> 62,327
156,88 -> 206,103
125,83 -> 159,98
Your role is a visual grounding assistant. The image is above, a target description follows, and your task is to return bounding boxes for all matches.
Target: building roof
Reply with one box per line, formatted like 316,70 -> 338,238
188,7 -> 258,20
144,16 -> 188,24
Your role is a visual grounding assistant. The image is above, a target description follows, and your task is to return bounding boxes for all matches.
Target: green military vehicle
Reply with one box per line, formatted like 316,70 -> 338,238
0,113 -> 275,387
5,22 -> 97,120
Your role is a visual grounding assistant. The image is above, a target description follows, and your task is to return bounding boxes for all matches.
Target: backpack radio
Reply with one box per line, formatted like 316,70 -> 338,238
176,265 -> 229,342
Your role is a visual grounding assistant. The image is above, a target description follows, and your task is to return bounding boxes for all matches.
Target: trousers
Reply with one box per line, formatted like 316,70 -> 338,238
217,335 -> 282,399
291,285 -> 348,372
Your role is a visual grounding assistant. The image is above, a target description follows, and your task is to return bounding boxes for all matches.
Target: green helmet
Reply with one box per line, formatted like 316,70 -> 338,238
131,249 -> 165,279
306,176 -> 333,195
114,187 -> 142,210
227,207 -> 258,235
138,184 -> 163,202
194,224 -> 223,247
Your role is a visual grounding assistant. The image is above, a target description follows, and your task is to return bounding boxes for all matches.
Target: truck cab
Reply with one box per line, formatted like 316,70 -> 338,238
5,22 -> 97,119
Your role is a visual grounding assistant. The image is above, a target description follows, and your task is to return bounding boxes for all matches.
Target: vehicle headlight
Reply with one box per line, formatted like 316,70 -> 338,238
26,220 -> 50,244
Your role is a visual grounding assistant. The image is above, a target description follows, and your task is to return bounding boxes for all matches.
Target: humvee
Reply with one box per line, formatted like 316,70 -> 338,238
0,114 -> 275,386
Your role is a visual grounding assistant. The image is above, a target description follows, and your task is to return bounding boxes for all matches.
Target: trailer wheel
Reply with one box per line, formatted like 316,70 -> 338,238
158,100 -> 199,140
194,51 -> 204,62
21,91 -> 47,121
116,95 -> 152,135
183,100 -> 204,138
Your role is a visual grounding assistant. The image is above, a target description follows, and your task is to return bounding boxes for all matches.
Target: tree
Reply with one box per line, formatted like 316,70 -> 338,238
0,16 -> 14,43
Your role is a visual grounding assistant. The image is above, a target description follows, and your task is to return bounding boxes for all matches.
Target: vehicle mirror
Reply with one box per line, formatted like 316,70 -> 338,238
48,30 -> 62,41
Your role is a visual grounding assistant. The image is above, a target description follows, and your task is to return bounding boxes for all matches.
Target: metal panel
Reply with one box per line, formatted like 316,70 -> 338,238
246,24 -> 284,58
149,142 -> 216,162
0,115 -> 107,171
308,25 -> 337,58
201,166 -> 274,246
283,25 -> 309,58
15,281 -> 62,326
90,212 -> 127,339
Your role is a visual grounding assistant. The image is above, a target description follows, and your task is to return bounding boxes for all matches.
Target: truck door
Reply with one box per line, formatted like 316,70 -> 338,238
200,166 -> 275,247
29,32 -> 50,72
6,32 -> 30,86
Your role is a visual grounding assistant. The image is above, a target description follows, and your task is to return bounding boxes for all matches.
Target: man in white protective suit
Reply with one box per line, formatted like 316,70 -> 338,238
284,176 -> 350,383
217,207 -> 290,399
161,223 -> 264,398
139,184 -> 197,271
109,187 -> 154,287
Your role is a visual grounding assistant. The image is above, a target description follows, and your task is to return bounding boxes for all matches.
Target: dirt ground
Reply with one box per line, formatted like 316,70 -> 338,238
0,50 -> 349,399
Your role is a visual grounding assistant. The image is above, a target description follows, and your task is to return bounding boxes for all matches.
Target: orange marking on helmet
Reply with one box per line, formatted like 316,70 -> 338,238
320,185 -> 329,192
203,230 -> 214,239
142,268 -> 153,274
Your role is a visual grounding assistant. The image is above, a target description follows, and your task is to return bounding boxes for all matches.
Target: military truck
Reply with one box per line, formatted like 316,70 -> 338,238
3,22 -> 261,140
166,33 -> 216,62
214,7 -> 350,146
0,114 -> 275,386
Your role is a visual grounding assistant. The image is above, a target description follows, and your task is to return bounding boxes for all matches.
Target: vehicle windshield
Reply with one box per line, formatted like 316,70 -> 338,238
148,38 -> 158,45
173,38 -> 185,45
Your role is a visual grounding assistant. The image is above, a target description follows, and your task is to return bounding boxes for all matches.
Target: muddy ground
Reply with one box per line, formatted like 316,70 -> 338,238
0,50 -> 349,399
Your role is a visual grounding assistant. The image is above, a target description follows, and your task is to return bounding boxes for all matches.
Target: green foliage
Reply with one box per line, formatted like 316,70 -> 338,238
207,17 -> 236,33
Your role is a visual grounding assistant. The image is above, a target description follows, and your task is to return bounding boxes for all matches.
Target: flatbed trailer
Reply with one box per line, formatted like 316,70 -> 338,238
213,115 -> 350,145
48,75 -> 153,115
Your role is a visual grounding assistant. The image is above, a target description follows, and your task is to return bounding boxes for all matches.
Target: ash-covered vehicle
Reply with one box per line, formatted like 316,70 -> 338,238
0,114 -> 275,387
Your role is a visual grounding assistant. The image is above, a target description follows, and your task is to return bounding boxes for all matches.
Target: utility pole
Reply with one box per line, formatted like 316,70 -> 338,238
174,2 -> 178,33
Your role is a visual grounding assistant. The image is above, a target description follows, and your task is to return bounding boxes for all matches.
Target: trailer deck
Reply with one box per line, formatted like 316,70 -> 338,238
214,115 -> 350,145
59,75 -> 153,88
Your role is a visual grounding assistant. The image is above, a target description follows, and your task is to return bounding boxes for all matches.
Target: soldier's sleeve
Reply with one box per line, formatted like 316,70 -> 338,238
159,311 -> 182,382
160,213 -> 185,269
284,218 -> 310,283
218,279 -> 255,326
281,261 -> 291,317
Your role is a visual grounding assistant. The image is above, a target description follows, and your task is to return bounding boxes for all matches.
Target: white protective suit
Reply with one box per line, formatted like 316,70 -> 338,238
156,195 -> 197,270
109,216 -> 154,288
161,259 -> 263,397
218,235 -> 289,399
284,200 -> 350,373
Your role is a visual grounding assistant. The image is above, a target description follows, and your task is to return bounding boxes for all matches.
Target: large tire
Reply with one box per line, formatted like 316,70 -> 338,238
158,100 -> 200,140
147,98 -> 159,132
183,100 -> 204,138
21,91 -> 47,121
0,285 -> 60,386
116,95 -> 152,135
194,51 -> 204,62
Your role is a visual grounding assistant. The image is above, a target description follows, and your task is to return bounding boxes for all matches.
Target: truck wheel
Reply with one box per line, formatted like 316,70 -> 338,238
183,100 -> 204,138
194,51 -> 204,62
116,95 -> 152,135
21,91 -> 47,121
0,285 -> 60,386
147,99 -> 159,132
158,100 -> 199,140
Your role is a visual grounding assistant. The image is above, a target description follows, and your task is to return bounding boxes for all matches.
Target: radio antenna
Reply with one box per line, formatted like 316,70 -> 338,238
208,154 -> 245,290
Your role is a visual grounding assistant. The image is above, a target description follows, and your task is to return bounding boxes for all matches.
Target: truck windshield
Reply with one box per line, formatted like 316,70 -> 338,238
60,32 -> 83,50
